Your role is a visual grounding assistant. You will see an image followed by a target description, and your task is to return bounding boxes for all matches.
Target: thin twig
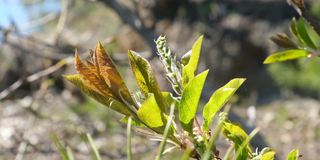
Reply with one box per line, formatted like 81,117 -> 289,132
54,0 -> 69,44
155,105 -> 175,160
0,57 -> 73,100
127,117 -> 133,160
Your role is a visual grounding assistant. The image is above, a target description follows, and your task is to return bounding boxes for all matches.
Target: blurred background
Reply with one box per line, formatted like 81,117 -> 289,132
0,0 -> 320,159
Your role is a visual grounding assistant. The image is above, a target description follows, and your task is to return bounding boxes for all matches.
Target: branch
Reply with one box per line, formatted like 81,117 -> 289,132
0,57 -> 73,100
54,0 -> 69,44
99,0 -> 158,55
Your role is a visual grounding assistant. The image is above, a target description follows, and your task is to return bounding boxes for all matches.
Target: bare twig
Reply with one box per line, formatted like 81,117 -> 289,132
4,32 -> 71,60
21,13 -> 58,30
98,0 -> 158,55
54,0 -> 69,44
0,57 -> 73,100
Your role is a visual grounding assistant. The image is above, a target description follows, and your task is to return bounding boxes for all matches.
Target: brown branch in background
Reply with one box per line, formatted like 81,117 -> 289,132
21,13 -> 58,30
4,31 -> 71,60
0,57 -> 73,100
99,0 -> 158,56
54,0 -> 69,44
287,0 -> 320,35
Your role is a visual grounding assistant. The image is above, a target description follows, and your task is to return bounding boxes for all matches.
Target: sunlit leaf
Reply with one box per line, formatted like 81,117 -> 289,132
222,121 -> 251,160
94,42 -> 136,106
179,70 -> 208,133
128,50 -> 167,112
263,49 -> 309,64
287,149 -> 300,160
64,74 -> 133,116
137,94 -> 166,129
181,50 -> 191,66
74,52 -> 115,99
203,78 -> 245,131
182,36 -> 204,86
261,149 -> 276,160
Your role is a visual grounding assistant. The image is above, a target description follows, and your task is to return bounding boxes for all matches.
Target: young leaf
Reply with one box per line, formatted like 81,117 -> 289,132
222,121 -> 251,160
137,94 -> 166,130
235,128 -> 259,160
94,42 -> 136,107
202,78 -> 245,130
300,18 -> 320,49
74,45 -> 136,109
297,18 -> 317,49
260,148 -> 276,160
270,33 -> 297,48
179,70 -> 208,133
263,49 -> 309,64
64,74 -> 133,116
74,52 -> 116,100
128,50 -> 167,112
182,36 -> 204,86
287,149 -> 300,160
290,18 -> 299,39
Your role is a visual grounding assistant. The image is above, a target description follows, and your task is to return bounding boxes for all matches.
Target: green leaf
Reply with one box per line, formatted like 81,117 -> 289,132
179,70 -> 208,133
64,74 -> 133,116
137,94 -> 166,129
235,128 -> 259,160
297,18 -> 317,49
222,121 -> 251,160
261,148 -> 276,160
287,149 -> 300,160
300,18 -> 320,49
290,18 -> 299,39
263,49 -> 309,64
128,50 -> 167,112
202,78 -> 245,130
161,92 -> 179,108
182,35 -> 204,86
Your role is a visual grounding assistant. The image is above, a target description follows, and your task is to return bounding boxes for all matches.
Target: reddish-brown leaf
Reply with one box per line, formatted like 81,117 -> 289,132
95,42 -> 136,107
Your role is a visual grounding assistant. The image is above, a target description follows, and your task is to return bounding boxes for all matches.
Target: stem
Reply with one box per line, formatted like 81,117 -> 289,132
223,143 -> 235,160
201,114 -> 226,160
127,117 -> 133,160
155,105 -> 175,160
194,117 -> 203,135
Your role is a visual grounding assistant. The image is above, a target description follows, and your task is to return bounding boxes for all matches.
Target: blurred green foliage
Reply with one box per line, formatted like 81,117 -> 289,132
311,1 -> 320,18
268,58 -> 320,95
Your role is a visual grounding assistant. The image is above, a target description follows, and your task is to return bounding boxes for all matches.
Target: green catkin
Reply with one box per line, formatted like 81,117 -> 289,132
155,35 -> 183,95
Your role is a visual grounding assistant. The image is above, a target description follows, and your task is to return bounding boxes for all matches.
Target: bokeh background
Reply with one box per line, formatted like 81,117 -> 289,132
1,0 -> 320,159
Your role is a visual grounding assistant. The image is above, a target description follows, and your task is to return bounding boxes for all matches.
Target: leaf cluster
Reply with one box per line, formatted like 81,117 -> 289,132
264,0 -> 320,64
61,36 -> 299,159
